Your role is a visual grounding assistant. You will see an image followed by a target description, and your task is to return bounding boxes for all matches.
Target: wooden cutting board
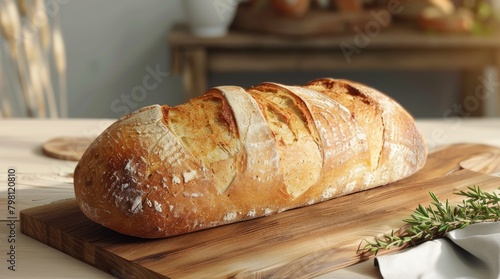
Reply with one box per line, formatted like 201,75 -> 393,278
20,144 -> 500,278
232,6 -> 376,37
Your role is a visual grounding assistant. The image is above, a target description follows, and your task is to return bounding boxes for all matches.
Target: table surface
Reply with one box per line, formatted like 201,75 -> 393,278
168,24 -> 500,49
1,117 -> 500,278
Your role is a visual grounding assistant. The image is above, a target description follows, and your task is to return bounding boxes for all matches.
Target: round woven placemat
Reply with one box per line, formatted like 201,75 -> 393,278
42,136 -> 94,161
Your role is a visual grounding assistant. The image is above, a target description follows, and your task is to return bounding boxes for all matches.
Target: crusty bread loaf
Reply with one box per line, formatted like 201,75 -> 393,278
73,78 -> 427,238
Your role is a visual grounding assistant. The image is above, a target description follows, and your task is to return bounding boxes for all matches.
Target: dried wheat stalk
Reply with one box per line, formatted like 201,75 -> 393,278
53,20 -> 67,117
0,0 -> 67,118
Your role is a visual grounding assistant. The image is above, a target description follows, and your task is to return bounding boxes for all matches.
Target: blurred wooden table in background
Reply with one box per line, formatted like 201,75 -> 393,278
167,24 -> 500,116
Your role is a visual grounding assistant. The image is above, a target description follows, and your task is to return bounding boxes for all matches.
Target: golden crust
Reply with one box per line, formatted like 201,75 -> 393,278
73,78 -> 427,238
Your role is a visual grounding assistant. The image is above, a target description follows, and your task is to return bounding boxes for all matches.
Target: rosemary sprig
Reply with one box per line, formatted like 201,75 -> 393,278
358,186 -> 500,256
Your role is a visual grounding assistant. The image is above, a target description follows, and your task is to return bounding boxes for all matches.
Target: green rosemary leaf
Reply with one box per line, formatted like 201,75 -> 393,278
403,218 -> 419,224
417,204 -> 429,217
403,236 -> 412,242
357,186 -> 500,256
438,224 -> 449,233
430,192 -> 439,203
435,203 -> 448,218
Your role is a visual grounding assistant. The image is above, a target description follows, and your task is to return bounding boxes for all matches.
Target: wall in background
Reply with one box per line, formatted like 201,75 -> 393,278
60,0 -> 185,119
210,70 -> 462,118
60,0 -> 468,119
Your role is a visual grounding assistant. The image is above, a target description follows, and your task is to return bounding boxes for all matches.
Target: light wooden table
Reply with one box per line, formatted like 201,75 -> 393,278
1,118 -> 500,278
168,24 -> 500,116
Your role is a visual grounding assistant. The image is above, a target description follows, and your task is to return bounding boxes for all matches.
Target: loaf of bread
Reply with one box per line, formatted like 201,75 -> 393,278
73,78 -> 427,238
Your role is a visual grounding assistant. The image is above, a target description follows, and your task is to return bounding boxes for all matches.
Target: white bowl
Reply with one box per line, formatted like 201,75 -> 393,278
183,0 -> 238,37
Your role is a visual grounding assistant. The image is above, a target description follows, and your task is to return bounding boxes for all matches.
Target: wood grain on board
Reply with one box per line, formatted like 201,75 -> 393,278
20,144 -> 500,278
